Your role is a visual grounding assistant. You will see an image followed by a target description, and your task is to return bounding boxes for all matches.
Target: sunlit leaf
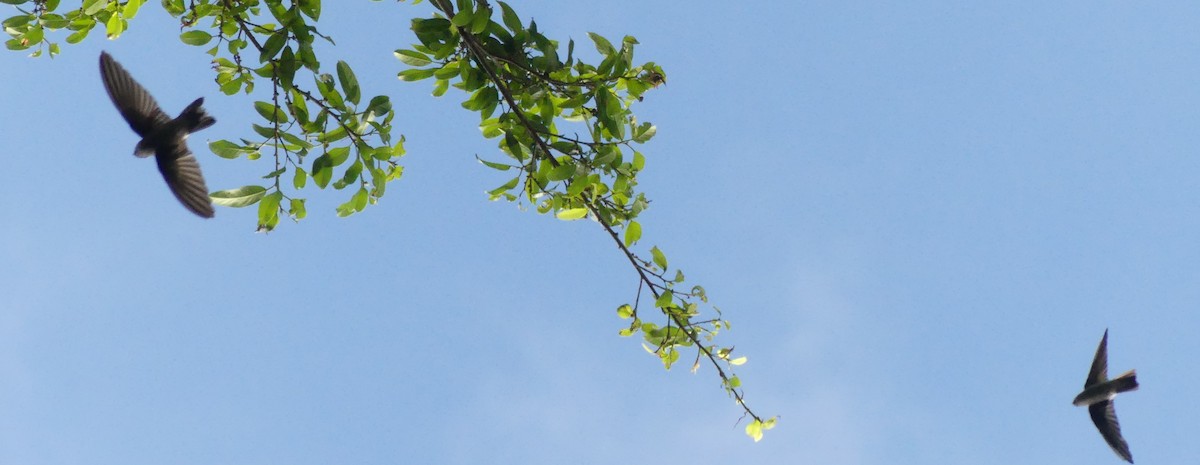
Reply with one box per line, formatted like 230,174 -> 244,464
556,208 -> 588,220
210,185 -> 268,207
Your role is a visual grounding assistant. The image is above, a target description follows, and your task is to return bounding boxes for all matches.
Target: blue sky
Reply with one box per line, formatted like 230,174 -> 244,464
3,1 -> 1200,463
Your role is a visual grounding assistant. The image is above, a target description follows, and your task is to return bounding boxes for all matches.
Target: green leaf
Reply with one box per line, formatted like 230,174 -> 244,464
289,198 -> 307,219
293,167 -> 307,189
477,156 -> 512,171
650,246 -> 667,270
397,68 -> 437,82
745,420 -> 763,442
253,101 -> 285,123
210,185 -> 268,207
104,15 -> 122,39
633,123 -> 657,143
450,7 -> 474,27
432,78 -> 449,97
312,154 -> 333,188
469,6 -> 490,34
616,304 -> 633,319
365,95 -> 392,119
257,191 -> 283,232
654,290 -> 673,309
336,60 -> 360,105
498,1 -> 521,32
122,0 -> 143,18
208,140 -> 243,159
623,221 -> 641,246
333,160 -> 362,190
261,30 -> 286,63
315,74 -> 345,109
729,356 -> 747,366
487,176 -> 519,201
659,347 -> 679,369
555,208 -> 588,221
588,32 -> 616,56
298,0 -> 320,20
393,49 -> 432,67
179,30 -> 212,46
82,0 -> 105,15
66,28 -> 89,44
352,187 -> 369,211
546,162 -> 575,181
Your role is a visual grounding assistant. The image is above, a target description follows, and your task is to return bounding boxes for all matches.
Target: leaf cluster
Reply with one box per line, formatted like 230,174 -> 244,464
3,0 -> 147,56
168,0 -> 403,231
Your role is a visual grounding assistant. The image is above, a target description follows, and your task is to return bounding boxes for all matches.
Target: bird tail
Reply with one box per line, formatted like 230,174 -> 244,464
1112,369 -> 1138,393
179,98 -> 216,132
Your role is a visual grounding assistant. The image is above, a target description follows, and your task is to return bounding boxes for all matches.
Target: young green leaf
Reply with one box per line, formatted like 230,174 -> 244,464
623,221 -> 641,246
654,290 -> 673,309
587,31 -> 615,56
209,185 -> 267,207
650,246 -> 667,270
394,49 -> 432,67
179,30 -> 211,46
555,208 -> 588,221
616,304 -> 633,319
336,60 -> 360,105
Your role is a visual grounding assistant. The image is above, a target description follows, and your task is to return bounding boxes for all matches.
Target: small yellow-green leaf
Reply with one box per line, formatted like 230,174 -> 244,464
729,356 -> 747,366
623,220 -> 641,246
293,166 -> 307,189
555,208 -> 588,221
650,246 -> 667,270
654,290 -> 673,309
104,15 -> 122,39
289,198 -> 307,219
616,304 -> 633,319
122,0 -> 143,19
746,420 -> 763,442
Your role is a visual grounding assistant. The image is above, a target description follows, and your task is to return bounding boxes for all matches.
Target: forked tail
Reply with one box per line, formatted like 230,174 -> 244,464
1112,369 -> 1139,393
179,98 -> 216,132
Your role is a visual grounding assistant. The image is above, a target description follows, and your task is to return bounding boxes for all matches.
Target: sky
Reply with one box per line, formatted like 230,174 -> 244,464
3,1 -> 1200,463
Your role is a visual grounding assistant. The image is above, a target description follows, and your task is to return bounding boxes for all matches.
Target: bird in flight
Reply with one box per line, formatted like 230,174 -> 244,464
1073,329 -> 1138,463
99,51 -> 216,218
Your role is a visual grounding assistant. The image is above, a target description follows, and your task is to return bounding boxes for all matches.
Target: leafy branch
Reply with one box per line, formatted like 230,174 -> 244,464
403,0 -> 776,439
3,0 -> 776,440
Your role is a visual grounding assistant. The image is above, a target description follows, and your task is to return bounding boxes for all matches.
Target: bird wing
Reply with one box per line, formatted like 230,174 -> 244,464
1085,329 -> 1110,387
155,143 -> 215,218
99,52 -> 172,137
1089,400 -> 1133,463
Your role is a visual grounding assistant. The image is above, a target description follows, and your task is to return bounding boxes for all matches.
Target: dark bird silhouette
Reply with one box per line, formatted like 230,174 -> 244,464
1073,329 -> 1138,463
99,51 -> 215,218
